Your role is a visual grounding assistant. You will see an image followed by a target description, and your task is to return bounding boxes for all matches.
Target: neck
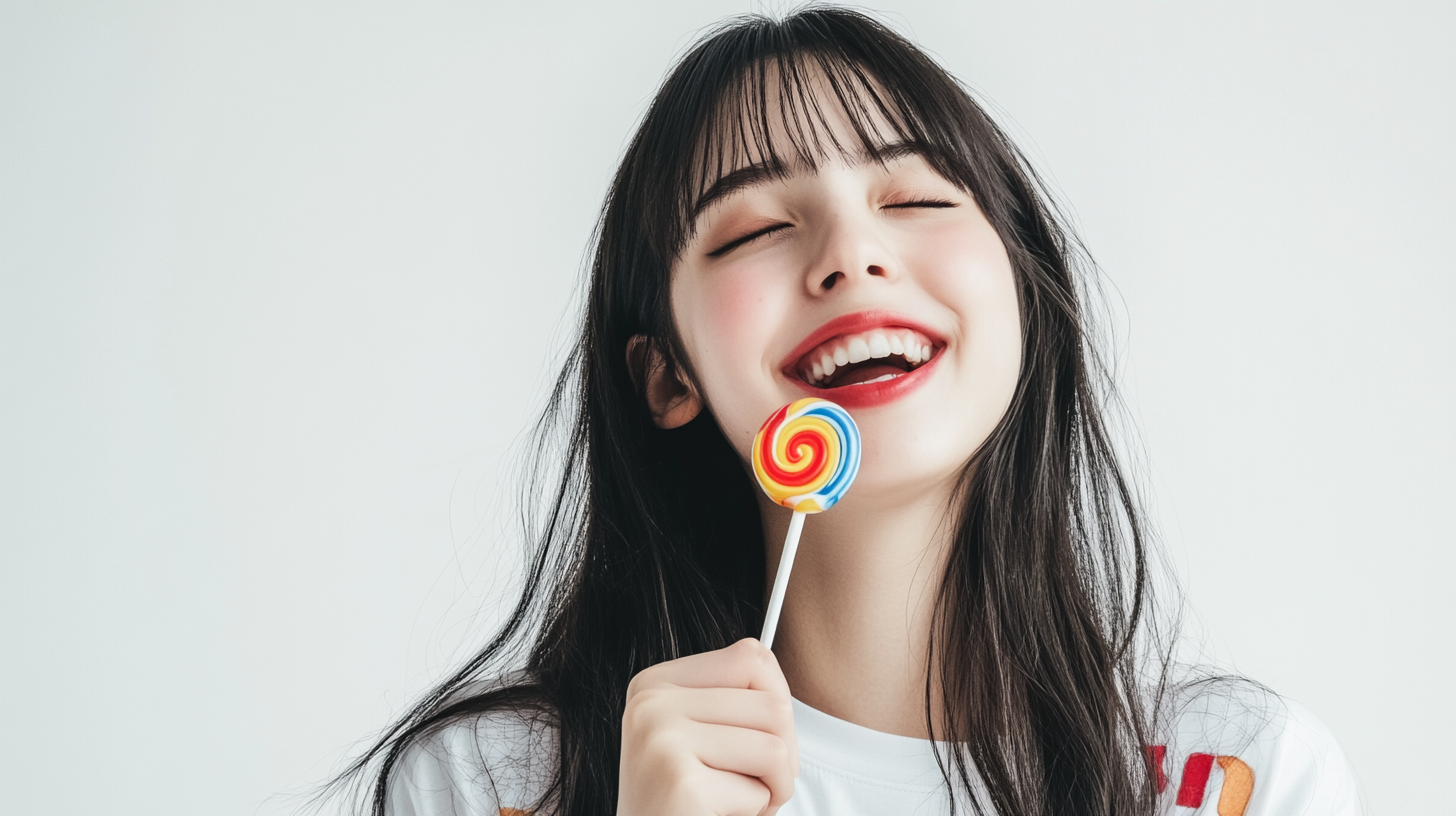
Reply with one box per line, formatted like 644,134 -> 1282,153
759,484 -> 956,739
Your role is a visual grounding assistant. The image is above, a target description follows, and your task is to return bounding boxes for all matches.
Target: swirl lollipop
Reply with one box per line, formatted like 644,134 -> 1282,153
752,398 -> 861,648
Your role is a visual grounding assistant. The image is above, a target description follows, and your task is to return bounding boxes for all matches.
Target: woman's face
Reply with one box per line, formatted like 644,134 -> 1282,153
669,106 -> 1023,510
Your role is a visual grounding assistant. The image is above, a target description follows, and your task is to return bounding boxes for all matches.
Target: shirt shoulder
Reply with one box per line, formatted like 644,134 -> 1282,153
385,704 -> 559,816
1154,681 -> 1364,816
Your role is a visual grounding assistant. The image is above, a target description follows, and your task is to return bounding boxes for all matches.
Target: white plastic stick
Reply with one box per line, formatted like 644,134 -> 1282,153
759,510 -> 806,650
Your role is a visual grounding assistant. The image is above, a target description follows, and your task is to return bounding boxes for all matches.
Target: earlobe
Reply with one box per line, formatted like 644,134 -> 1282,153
625,335 -> 702,429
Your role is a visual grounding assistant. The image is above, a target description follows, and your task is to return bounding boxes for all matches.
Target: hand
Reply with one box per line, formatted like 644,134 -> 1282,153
617,638 -> 800,816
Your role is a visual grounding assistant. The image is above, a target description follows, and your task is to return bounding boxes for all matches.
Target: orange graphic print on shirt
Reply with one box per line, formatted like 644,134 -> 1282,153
1149,745 -> 1255,816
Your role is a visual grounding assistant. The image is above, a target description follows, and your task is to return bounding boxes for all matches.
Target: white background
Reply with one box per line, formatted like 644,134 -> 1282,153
2,1 -> 1451,814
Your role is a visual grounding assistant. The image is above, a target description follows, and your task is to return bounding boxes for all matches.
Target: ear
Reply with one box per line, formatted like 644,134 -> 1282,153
626,334 -> 702,429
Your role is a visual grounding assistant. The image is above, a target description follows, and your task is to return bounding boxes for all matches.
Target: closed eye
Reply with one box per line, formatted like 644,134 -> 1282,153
883,199 -> 958,209
706,222 -> 791,257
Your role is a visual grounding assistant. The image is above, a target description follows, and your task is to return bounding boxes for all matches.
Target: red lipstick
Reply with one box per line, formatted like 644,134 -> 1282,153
780,310 -> 944,410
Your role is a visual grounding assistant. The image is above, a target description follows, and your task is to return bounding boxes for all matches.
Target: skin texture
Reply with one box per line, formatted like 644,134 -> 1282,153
618,84 -> 1022,816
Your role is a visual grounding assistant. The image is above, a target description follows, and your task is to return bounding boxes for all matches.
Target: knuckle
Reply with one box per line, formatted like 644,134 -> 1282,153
642,726 -> 686,762
622,691 -> 664,734
625,676 -> 649,704
754,781 -> 775,810
777,775 -> 796,804
753,645 -> 779,674
626,665 -> 660,698
621,703 -> 643,734
676,774 -> 713,811
639,687 -> 667,713
768,693 -> 793,721
732,638 -> 771,672
632,686 -> 660,708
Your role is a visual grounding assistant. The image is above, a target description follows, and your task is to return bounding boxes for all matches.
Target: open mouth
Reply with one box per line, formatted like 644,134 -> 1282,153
792,327 -> 939,389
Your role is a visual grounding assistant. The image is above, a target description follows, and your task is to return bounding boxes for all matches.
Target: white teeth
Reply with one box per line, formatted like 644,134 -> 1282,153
800,331 -> 936,386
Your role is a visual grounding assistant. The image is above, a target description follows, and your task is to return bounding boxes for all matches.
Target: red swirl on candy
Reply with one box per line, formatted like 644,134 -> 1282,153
751,398 -> 859,513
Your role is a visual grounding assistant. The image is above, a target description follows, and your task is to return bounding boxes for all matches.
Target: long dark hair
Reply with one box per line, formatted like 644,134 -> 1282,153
330,8 -> 1174,815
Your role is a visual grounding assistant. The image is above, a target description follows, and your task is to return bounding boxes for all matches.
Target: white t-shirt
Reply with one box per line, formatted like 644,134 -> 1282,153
386,686 -> 1363,816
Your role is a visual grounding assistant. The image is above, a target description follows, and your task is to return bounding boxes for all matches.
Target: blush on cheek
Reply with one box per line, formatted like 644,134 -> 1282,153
671,267 -> 786,455
699,274 -> 774,352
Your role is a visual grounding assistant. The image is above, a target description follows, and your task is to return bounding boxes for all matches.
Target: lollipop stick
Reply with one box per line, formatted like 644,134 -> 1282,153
759,510 -> 806,650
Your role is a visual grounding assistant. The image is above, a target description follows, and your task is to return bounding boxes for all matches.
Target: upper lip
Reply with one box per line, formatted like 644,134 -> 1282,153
780,310 -> 945,380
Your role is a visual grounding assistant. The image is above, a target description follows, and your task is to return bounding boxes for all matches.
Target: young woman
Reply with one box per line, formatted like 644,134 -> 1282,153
333,8 -> 1362,816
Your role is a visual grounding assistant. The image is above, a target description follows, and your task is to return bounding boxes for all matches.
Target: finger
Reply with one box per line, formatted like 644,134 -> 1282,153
635,638 -> 790,695
697,767 -> 772,816
688,721 -> 796,810
622,686 -> 800,778
676,688 -> 799,777
677,688 -> 790,729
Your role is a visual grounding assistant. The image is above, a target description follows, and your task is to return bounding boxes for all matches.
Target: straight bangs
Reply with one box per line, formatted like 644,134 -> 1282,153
633,14 -> 1002,272
687,51 -> 915,215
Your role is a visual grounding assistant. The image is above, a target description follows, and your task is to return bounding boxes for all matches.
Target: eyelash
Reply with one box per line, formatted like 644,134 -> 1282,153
706,223 -> 789,258
884,198 -> 957,209
706,199 -> 959,257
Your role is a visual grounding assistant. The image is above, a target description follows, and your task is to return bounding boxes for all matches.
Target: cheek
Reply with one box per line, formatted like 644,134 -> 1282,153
916,221 -> 1021,345
915,221 -> 1023,424
672,264 -> 788,441
696,274 -> 771,349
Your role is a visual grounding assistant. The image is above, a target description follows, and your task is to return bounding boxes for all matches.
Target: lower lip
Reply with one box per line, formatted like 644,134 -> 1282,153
790,350 -> 943,409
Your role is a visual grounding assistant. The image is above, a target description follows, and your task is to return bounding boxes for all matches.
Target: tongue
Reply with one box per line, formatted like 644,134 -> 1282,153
830,361 -> 906,387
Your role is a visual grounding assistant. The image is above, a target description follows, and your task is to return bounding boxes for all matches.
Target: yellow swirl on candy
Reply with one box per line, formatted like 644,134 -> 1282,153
751,398 -> 861,513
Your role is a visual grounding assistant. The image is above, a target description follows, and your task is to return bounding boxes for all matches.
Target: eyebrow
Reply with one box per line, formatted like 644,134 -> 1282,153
690,141 -> 923,219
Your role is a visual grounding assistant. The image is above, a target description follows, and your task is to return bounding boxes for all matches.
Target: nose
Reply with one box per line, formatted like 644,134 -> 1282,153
804,210 -> 894,295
